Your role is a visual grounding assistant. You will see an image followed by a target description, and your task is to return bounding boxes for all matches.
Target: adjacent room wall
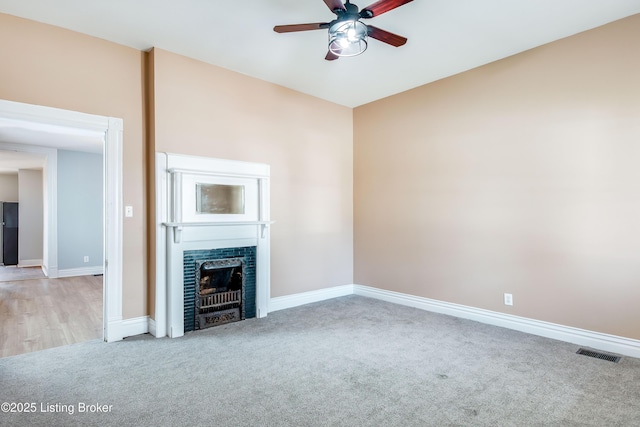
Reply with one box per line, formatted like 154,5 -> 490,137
0,173 -> 18,201
149,48 -> 354,304
57,150 -> 103,271
0,13 -> 146,318
17,168 -> 43,265
354,15 -> 640,340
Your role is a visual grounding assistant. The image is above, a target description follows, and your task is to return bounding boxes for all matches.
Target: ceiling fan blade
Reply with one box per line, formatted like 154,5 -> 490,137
273,23 -> 329,33
325,50 -> 340,61
360,0 -> 413,18
367,25 -> 407,47
323,0 -> 346,12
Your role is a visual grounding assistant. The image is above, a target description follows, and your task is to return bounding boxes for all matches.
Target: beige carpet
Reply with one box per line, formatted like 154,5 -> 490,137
1,295 -> 639,426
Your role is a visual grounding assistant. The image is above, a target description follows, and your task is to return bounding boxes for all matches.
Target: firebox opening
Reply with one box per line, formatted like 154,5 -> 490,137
199,265 -> 242,295
195,257 -> 246,329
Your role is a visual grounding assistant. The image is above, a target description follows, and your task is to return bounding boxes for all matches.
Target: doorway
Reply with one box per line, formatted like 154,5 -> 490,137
0,99 -> 124,344
0,147 -> 103,356
0,151 -> 46,281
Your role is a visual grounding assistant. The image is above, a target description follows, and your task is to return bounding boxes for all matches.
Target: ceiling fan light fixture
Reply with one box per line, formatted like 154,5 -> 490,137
328,20 -> 368,57
274,0 -> 413,60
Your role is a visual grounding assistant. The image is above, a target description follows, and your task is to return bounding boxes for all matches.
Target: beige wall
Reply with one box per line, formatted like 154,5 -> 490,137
0,173 -> 19,201
150,48 -> 353,299
354,14 -> 640,340
0,13 -> 147,318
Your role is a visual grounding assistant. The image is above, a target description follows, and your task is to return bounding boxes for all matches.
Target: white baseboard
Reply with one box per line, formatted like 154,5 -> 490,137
17,259 -> 42,267
353,284 -> 640,359
148,317 -> 157,337
109,283 -> 640,359
269,284 -> 354,313
107,316 -> 150,342
58,266 -> 104,278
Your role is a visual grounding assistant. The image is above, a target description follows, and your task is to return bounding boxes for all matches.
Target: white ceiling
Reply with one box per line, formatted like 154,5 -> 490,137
0,0 -> 639,107
0,115 -> 104,173
0,150 -> 45,174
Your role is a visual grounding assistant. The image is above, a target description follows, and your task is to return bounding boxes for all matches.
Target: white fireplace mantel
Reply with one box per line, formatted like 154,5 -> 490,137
164,221 -> 274,243
154,153 -> 271,338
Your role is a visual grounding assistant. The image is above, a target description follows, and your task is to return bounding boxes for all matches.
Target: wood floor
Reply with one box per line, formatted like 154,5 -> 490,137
0,275 -> 103,358
0,265 -> 46,281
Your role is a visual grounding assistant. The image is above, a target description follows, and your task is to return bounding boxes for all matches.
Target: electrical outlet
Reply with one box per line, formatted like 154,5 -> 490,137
504,293 -> 513,306
84,256 -> 89,263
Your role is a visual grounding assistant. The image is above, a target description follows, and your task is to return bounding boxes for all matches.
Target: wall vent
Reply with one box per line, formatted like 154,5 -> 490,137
576,348 -> 621,363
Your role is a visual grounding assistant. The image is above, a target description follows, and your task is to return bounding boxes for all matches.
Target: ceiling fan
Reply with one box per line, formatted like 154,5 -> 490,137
274,0 -> 414,60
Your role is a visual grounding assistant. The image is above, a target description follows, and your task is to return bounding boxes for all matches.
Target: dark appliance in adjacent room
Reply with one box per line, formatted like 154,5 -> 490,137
1,202 -> 19,266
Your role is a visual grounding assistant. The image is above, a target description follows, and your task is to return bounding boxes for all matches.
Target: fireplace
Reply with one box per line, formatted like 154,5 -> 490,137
184,247 -> 257,332
155,153 -> 271,339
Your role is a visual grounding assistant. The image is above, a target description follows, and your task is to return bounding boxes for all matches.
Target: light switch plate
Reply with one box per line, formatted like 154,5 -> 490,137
125,206 -> 133,217
504,293 -> 513,306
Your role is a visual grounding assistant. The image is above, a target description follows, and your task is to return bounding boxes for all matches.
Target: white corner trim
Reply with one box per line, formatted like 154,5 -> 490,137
154,152 -> 168,339
41,264 -> 50,277
353,284 -> 640,359
57,266 -> 104,278
269,284 -> 355,313
107,316 -> 149,342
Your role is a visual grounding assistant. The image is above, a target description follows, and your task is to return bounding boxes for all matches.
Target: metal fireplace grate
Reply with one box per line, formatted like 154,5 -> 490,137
200,290 -> 241,312
576,348 -> 621,363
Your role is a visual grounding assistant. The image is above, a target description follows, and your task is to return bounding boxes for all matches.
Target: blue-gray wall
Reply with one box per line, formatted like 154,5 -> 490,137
57,150 -> 103,270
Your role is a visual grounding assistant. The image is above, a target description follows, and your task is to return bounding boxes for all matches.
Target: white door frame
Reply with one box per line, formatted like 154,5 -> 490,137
0,99 -> 124,342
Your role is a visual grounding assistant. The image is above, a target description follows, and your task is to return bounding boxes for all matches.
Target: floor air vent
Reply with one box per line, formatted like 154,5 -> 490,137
576,348 -> 621,363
